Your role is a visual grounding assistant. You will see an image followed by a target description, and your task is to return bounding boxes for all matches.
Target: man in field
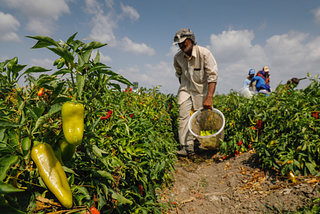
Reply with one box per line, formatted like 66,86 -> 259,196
173,28 -> 218,156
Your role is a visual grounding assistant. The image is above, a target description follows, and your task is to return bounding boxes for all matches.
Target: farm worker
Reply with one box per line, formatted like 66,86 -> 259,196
243,69 -> 256,92
173,28 -> 218,156
275,77 -> 300,94
257,66 -> 270,87
250,70 -> 270,96
286,78 -> 300,88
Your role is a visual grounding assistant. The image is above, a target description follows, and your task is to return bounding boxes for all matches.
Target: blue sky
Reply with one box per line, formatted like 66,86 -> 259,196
1,0 -> 320,95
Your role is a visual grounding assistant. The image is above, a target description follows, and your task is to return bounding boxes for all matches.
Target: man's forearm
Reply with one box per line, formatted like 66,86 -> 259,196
203,82 -> 216,109
207,82 -> 216,99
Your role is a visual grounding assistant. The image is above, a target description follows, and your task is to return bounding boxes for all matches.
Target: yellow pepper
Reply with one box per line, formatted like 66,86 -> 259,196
31,143 -> 73,208
62,101 -> 84,146
59,139 -> 76,161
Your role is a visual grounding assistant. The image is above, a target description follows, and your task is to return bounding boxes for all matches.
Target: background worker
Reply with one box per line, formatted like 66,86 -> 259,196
262,66 -> 270,87
250,70 -> 270,95
243,69 -> 256,93
173,28 -> 218,156
286,77 -> 300,88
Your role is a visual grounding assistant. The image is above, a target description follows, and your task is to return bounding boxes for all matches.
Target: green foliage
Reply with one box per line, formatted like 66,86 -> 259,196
214,75 -> 320,177
0,33 -> 178,213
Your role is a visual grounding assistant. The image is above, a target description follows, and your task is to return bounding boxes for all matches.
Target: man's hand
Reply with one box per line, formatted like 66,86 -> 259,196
203,97 -> 213,109
203,82 -> 216,109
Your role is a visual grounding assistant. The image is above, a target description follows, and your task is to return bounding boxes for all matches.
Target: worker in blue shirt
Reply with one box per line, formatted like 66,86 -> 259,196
243,69 -> 255,87
250,70 -> 270,95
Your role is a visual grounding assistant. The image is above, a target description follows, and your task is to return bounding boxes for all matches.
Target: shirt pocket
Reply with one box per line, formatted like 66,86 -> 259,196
193,68 -> 203,83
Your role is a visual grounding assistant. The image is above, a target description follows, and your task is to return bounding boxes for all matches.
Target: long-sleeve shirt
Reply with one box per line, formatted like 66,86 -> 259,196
251,76 -> 267,91
243,78 -> 251,87
174,45 -> 218,110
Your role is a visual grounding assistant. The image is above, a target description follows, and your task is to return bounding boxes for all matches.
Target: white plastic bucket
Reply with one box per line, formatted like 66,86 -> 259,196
238,86 -> 252,98
188,108 -> 225,149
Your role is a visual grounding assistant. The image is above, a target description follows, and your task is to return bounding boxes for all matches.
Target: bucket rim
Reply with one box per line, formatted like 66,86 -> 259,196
188,107 -> 225,139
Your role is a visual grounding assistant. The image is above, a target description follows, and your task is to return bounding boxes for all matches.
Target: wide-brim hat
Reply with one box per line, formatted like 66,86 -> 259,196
173,28 -> 196,45
263,66 -> 270,72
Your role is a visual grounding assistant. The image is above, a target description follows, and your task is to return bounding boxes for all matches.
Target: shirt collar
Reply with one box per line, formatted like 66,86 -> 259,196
183,45 -> 197,59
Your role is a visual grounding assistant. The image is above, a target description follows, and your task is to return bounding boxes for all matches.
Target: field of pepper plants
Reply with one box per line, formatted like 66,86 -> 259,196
1,32 -> 320,213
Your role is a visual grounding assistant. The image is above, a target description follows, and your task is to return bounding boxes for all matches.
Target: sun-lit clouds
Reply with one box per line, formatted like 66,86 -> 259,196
208,30 -> 255,64
100,53 -> 113,63
89,12 -> 118,46
118,3 -> 139,21
1,0 -> 70,35
83,0 -> 103,14
90,50 -> 113,63
264,31 -> 309,67
205,29 -> 320,94
313,7 -> 320,24
117,61 -> 177,93
26,18 -> 55,35
85,1 -> 153,56
30,58 -> 53,68
305,37 -> 320,62
0,11 -> 21,42
166,46 -> 180,57
120,37 -> 155,56
1,0 -> 70,20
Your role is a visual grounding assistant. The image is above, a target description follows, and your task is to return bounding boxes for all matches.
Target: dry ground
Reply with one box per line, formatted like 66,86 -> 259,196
159,150 -> 320,214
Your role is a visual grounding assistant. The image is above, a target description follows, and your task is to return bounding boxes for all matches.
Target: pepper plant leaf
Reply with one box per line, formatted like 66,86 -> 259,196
76,72 -> 85,99
93,171 -> 115,183
47,46 -> 74,63
109,189 -> 133,205
94,50 -> 100,64
0,181 -> 24,194
22,66 -> 51,75
26,35 -> 58,48
82,41 -> 107,51
0,155 -> 19,181
107,74 -> 132,86
21,138 -> 31,159
0,122 -> 22,128
66,32 -> 78,45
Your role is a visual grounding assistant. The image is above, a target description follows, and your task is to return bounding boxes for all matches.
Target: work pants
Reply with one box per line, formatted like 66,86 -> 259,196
178,97 -> 195,151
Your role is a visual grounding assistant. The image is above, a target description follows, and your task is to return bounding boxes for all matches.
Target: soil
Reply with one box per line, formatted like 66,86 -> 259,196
159,149 -> 320,214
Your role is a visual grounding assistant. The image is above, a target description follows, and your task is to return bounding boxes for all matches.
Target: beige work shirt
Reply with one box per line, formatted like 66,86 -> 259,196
173,45 -> 218,110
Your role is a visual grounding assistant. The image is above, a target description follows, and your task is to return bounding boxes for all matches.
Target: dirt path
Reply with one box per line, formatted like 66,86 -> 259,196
159,150 -> 320,214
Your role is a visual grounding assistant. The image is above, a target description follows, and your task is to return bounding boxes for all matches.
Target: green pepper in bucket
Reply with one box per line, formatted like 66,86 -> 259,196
188,108 -> 225,149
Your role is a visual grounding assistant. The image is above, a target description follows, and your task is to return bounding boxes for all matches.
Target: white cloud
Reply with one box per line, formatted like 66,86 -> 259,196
166,46 -> 180,57
104,0 -> 114,8
117,61 -> 178,93
83,0 -> 103,14
206,29 -> 320,94
264,31 -> 308,67
100,53 -> 113,63
208,30 -> 255,64
119,3 -> 139,21
0,12 -> 21,42
86,2 -> 152,56
2,0 -> 70,20
120,37 -> 155,56
1,0 -> 70,35
313,7 -> 320,24
31,58 -> 53,68
88,9 -> 118,46
90,50 -> 113,63
26,18 -> 55,35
